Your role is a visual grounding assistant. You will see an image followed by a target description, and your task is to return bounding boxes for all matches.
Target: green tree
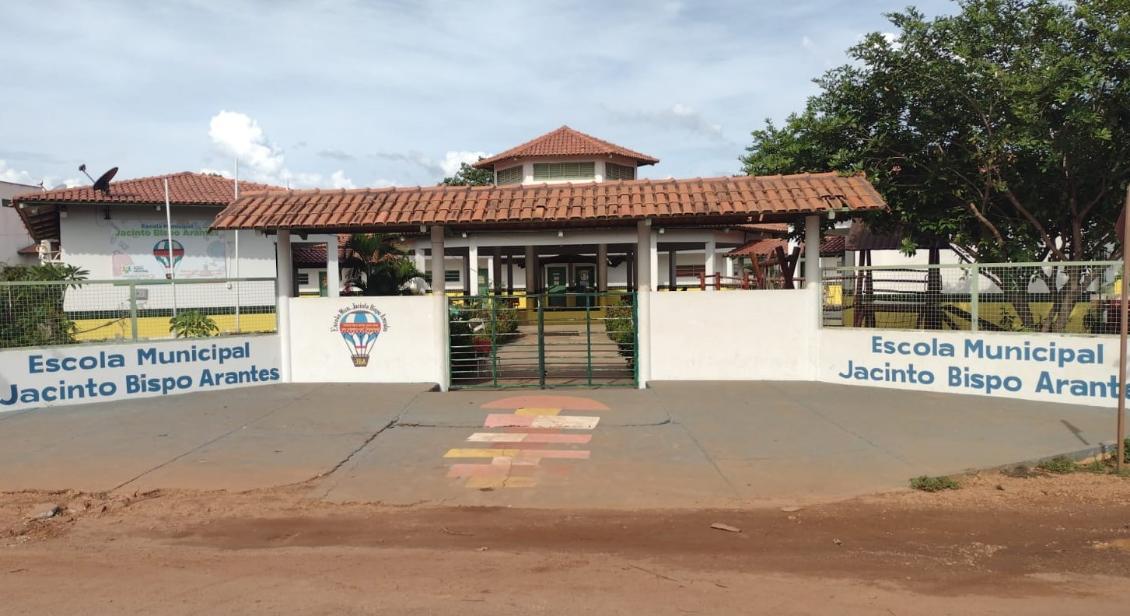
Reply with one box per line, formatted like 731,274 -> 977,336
742,0 -> 1130,330
441,161 -> 494,186
342,233 -> 420,295
0,263 -> 88,348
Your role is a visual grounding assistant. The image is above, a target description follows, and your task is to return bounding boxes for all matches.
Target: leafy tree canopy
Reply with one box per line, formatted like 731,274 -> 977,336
441,162 -> 494,186
742,0 -> 1130,263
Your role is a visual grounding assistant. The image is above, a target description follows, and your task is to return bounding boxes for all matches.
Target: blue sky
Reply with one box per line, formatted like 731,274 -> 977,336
0,0 -> 954,190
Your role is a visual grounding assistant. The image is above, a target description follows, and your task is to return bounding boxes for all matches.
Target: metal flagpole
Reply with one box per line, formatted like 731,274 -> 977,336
1118,186 -> 1130,472
165,178 -> 177,318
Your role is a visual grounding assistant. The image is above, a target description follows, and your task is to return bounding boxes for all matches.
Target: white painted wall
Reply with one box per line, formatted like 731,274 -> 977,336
648,289 -> 819,381
287,296 -> 444,385
60,206 -> 275,280
0,180 -> 38,266
0,334 -> 280,413
58,206 -> 278,312
819,328 -> 1121,407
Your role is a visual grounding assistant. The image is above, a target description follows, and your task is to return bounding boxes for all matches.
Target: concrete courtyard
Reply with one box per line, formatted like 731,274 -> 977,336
0,381 -> 1115,508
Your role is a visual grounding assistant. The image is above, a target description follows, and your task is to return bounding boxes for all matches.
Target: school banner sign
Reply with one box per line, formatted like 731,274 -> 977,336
0,335 -> 280,413
820,328 -> 1122,407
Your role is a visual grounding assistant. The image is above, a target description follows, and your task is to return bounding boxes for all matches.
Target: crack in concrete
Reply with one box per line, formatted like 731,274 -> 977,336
109,384 -> 334,492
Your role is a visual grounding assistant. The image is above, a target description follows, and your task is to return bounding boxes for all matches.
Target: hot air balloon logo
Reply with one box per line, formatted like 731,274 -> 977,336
333,306 -> 388,367
153,239 -> 184,273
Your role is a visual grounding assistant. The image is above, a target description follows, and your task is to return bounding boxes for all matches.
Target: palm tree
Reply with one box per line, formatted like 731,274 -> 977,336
342,233 -> 420,295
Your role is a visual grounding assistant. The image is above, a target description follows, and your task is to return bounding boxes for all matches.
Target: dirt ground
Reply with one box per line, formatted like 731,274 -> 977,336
2,472 -> 1129,615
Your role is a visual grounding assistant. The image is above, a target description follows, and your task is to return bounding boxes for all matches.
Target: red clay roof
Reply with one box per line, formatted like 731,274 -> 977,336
16,243 -> 40,256
10,171 -> 280,242
212,172 -> 885,232
292,234 -> 351,266
473,126 -> 659,169
12,171 -> 277,206
728,234 -> 847,259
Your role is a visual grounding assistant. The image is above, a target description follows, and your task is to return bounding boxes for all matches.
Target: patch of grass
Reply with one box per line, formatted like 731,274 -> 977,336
1036,455 -> 1078,474
909,475 -> 961,492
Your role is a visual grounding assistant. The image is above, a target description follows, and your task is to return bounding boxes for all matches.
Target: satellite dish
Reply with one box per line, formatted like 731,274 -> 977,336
78,164 -> 119,195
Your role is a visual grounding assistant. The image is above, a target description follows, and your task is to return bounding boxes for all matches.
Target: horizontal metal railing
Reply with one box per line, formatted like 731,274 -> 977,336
0,277 -> 277,349
821,261 -> 1121,335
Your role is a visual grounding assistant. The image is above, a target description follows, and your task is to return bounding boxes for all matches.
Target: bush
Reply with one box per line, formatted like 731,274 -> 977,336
0,263 -> 87,348
1036,455 -> 1077,474
169,311 -> 219,338
909,475 -> 960,492
604,300 -> 636,368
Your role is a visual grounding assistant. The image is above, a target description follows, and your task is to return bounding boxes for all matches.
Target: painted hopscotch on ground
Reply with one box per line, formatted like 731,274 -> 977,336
444,395 -> 609,489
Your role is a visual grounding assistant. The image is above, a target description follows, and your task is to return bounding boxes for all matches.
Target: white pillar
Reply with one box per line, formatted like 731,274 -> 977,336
724,254 -> 734,278
597,243 -> 608,292
275,230 -> 294,383
325,234 -> 340,298
804,215 -> 821,289
467,242 -> 479,295
492,248 -> 502,294
704,238 -> 716,291
636,219 -> 653,389
430,226 -> 449,391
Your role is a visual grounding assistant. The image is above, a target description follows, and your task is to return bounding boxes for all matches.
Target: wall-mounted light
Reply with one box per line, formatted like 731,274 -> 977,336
461,232 -> 468,239
59,205 -> 68,219
419,225 -> 427,233
658,228 -> 666,235
557,230 -> 564,238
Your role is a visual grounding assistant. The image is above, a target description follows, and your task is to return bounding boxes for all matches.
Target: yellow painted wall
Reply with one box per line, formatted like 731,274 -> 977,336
72,313 -> 277,343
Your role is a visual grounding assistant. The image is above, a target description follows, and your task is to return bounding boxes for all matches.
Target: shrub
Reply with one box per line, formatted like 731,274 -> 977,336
169,311 -> 219,338
909,475 -> 960,492
1036,455 -> 1077,474
604,300 -> 636,368
0,263 -> 87,348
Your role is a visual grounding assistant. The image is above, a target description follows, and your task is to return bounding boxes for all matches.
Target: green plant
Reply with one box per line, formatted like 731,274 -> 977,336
342,233 -> 420,296
1037,455 -> 1077,474
0,262 -> 88,348
909,475 -> 960,492
604,300 -> 636,368
169,310 -> 219,338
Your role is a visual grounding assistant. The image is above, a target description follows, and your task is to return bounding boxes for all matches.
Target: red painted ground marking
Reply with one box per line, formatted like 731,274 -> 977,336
482,395 -> 610,411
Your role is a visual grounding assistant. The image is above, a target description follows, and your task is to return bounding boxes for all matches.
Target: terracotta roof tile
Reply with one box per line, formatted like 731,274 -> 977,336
473,126 -> 659,169
213,173 -> 885,232
13,171 -> 278,206
9,171 -> 281,243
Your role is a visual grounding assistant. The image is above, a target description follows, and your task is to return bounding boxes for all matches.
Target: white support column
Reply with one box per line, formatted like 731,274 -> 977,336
275,230 -> 294,383
325,234 -> 340,298
467,242 -> 479,295
804,215 -> 820,289
636,219 -> 653,389
724,254 -> 734,278
648,229 -> 659,293
597,243 -> 608,292
430,226 -> 449,391
704,238 -> 716,291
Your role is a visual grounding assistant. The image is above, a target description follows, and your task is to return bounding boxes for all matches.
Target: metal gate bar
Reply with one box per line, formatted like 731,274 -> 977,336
449,292 -> 637,389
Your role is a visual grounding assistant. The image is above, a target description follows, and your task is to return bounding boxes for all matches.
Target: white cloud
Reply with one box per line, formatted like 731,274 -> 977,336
439,151 -> 488,177
610,104 -> 726,141
801,35 -> 815,50
371,178 -> 398,188
0,160 -> 39,186
198,167 -> 233,178
329,170 -> 355,189
208,111 -> 285,179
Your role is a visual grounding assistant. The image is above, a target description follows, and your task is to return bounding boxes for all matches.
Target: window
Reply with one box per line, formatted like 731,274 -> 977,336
496,166 -> 523,185
605,162 -> 636,180
532,162 -> 595,181
423,270 -> 463,282
297,272 -> 310,285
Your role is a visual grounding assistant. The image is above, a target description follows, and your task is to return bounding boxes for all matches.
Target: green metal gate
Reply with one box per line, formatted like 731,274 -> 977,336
449,292 -> 637,389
